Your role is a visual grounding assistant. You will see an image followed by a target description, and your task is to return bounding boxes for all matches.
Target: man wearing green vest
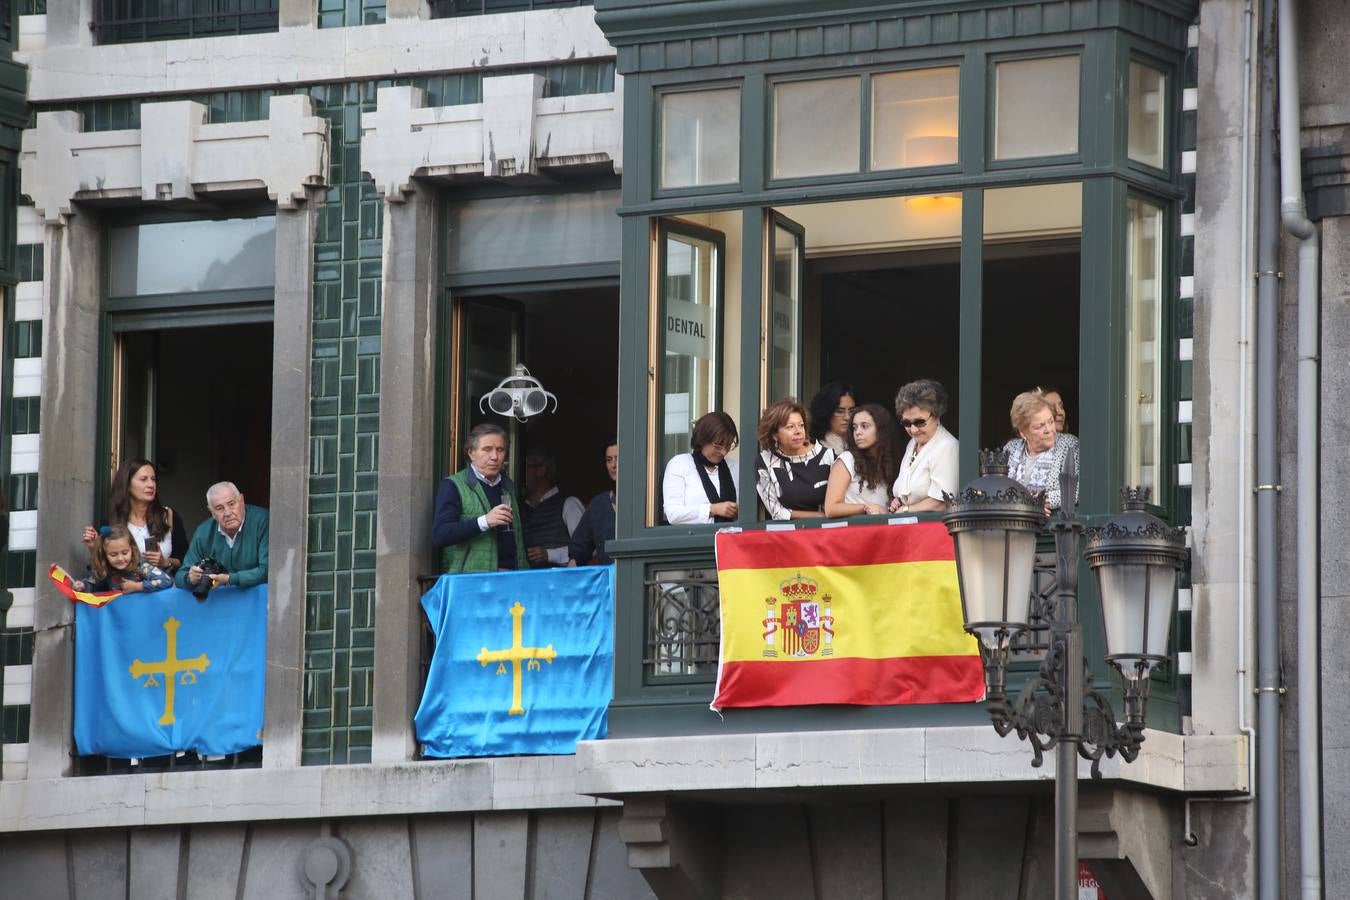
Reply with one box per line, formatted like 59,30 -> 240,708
432,423 -> 527,574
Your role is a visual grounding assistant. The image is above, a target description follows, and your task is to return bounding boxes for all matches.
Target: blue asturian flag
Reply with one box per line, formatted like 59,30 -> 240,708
74,585 -> 267,758
415,566 -> 614,758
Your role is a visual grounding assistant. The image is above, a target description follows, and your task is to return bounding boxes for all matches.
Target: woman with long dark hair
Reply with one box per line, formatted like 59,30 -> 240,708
807,381 -> 857,455
823,403 -> 902,517
81,458 -> 188,573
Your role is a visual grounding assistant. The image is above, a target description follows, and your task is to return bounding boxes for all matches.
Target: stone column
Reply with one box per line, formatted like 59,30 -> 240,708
371,187 -> 439,762
279,0 -> 318,29
44,0 -> 94,49
385,0 -> 432,20
263,197 -> 319,769
29,211 -> 102,779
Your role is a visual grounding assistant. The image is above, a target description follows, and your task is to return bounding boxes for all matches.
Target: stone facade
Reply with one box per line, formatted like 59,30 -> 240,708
0,0 -> 1344,897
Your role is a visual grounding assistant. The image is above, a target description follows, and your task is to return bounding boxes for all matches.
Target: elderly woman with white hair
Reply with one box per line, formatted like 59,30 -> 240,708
1004,390 -> 1080,513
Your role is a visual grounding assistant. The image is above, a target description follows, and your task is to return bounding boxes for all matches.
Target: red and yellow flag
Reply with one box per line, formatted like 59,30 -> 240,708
49,564 -> 121,607
712,522 -> 984,708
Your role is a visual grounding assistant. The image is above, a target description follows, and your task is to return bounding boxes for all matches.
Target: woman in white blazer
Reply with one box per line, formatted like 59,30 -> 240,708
662,411 -> 740,524
890,379 -> 960,514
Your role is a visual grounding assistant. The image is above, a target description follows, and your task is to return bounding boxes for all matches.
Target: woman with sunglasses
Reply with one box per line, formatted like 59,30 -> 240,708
662,411 -> 740,524
824,403 -> 902,517
890,379 -> 960,515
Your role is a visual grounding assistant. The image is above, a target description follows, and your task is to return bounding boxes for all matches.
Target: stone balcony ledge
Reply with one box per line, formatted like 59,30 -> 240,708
575,726 -> 1249,798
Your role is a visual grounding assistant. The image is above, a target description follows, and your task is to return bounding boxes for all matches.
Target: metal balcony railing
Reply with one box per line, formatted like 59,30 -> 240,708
74,746 -> 262,776
430,0 -> 591,18
93,0 -> 279,45
643,571 -> 721,679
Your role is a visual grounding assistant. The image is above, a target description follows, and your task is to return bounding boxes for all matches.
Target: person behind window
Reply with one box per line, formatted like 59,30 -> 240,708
521,448 -> 585,568
1038,383 -> 1081,456
755,398 -> 834,520
824,403 -> 901,517
808,381 -> 857,455
663,411 -> 739,525
74,525 -> 173,594
1004,390 -> 1080,513
890,379 -> 960,514
176,481 -> 270,593
433,422 -> 527,574
82,458 -> 188,576
569,438 -> 618,566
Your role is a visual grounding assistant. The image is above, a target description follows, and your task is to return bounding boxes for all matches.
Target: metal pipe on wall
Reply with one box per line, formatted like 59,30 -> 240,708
1253,0 -> 1283,895
1276,1 -> 1323,897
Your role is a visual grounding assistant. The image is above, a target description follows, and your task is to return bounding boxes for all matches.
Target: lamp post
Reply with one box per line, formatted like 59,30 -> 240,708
944,450 -> 1187,900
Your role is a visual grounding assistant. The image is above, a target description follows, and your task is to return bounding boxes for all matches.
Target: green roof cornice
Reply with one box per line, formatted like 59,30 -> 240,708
595,0 -> 1199,72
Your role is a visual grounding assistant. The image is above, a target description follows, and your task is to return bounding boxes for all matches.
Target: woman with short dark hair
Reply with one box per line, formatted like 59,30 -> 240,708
890,379 -> 960,514
663,412 -> 740,524
808,381 -> 857,455
754,398 -> 834,520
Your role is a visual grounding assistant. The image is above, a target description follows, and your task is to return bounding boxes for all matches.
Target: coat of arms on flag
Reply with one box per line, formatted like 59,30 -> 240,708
765,573 -> 834,658
712,521 -> 984,709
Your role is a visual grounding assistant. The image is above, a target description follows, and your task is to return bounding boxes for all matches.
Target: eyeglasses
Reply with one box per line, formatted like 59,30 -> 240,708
708,441 -> 735,453
900,417 -> 930,429
833,406 -> 855,416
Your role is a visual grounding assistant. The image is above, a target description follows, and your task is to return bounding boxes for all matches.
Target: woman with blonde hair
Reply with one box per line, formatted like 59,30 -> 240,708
1004,390 -> 1080,513
754,398 -> 835,520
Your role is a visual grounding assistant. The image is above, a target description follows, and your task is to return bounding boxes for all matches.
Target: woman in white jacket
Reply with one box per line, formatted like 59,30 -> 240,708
662,411 -> 740,524
890,379 -> 960,514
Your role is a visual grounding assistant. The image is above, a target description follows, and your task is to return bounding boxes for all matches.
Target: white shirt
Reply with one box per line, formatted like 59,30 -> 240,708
820,432 -> 847,455
127,520 -> 173,561
663,452 -> 740,524
470,463 -> 507,533
893,424 -> 960,507
835,451 -> 891,509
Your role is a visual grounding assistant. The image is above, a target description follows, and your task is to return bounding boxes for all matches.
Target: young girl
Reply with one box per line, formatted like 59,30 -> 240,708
74,526 -> 174,594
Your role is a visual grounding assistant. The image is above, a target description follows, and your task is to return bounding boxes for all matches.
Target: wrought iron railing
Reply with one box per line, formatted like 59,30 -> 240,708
430,0 -> 591,18
1010,554 -> 1060,657
643,571 -> 721,679
93,0 -> 279,45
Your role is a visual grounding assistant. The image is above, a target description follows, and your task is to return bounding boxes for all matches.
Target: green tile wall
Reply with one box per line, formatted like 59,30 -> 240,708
1,284 -> 36,759
318,0 -> 386,28
18,1 -> 46,15
301,81 -> 382,766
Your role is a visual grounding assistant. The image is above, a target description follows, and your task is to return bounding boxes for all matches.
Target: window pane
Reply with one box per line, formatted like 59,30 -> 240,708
772,77 -> 860,179
1128,62 -> 1167,169
658,226 -> 722,470
660,88 -> 741,190
870,67 -> 960,171
109,216 -> 276,297
982,183 -> 1082,450
445,189 -> 621,273
769,222 -> 801,401
993,56 -> 1080,160
1126,198 -> 1164,492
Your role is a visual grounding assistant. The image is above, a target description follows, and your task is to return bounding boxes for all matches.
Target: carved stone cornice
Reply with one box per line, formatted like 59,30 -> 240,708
360,77 -> 623,201
19,94 -> 329,224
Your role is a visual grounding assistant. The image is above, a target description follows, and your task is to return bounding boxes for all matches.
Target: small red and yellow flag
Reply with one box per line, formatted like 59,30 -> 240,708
712,522 -> 984,708
49,564 -> 121,608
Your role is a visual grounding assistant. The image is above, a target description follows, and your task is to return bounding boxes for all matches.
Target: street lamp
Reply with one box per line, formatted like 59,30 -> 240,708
944,450 -> 1187,900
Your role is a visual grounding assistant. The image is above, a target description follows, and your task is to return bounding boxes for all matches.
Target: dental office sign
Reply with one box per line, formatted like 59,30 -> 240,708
665,298 -> 711,359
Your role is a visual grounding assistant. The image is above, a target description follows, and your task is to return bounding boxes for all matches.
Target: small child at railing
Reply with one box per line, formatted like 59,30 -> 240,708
74,525 -> 174,594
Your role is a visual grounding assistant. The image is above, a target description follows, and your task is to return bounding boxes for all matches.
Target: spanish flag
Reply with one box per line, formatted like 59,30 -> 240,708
712,522 -> 984,708
49,564 -> 121,608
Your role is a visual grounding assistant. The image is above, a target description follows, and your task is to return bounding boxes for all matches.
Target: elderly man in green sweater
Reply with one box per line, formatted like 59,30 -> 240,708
175,481 -> 269,593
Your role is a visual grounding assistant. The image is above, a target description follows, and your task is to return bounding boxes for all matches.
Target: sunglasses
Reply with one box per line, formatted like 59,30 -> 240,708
900,417 -> 930,429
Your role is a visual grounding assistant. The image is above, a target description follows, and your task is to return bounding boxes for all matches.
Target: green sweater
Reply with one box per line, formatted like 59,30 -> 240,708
175,504 -> 270,590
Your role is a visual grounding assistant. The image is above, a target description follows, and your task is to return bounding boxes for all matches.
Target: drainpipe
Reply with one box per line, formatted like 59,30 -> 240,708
1276,2 -> 1323,899
1253,0 -> 1282,896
